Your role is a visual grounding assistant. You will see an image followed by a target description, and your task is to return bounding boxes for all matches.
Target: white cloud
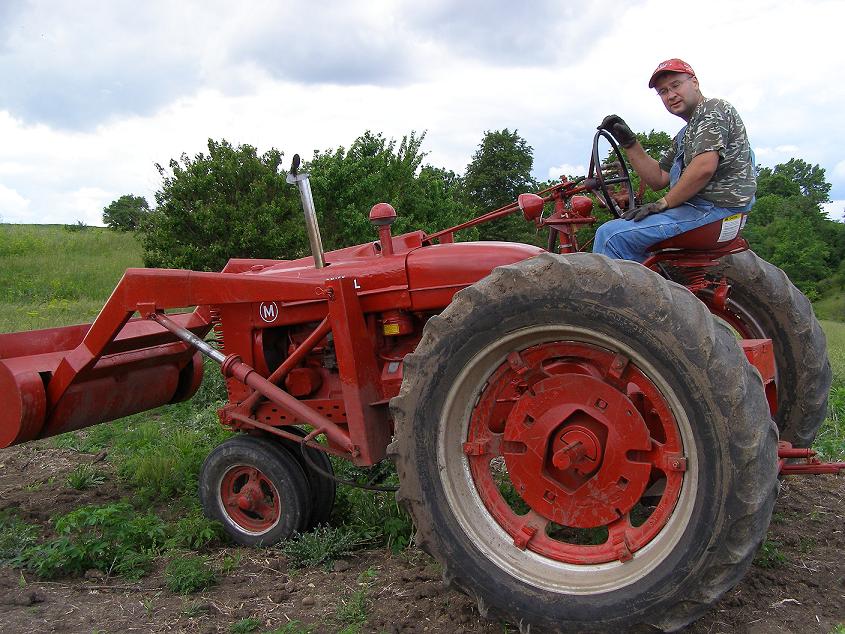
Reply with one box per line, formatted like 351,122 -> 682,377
822,200 -> 845,222
0,183 -> 31,223
548,164 -> 587,180
65,188 -> 114,226
1,0 -> 845,224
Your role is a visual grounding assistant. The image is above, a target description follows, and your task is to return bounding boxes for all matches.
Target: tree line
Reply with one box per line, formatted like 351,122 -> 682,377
103,129 -> 844,298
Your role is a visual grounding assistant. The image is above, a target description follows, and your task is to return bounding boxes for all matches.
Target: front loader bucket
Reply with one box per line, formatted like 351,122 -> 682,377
0,313 -> 206,448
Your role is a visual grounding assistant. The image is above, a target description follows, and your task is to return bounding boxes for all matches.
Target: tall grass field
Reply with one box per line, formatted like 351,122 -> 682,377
0,224 -> 142,332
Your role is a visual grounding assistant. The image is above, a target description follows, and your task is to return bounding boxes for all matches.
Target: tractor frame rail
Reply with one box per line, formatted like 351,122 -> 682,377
778,441 -> 845,475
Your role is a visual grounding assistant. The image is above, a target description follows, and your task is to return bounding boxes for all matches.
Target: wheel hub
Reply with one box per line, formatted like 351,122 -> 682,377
551,427 -> 601,473
463,340 -> 687,565
503,373 -> 652,528
220,465 -> 281,533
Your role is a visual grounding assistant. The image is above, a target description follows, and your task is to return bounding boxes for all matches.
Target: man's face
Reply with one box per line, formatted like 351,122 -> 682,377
654,72 -> 701,120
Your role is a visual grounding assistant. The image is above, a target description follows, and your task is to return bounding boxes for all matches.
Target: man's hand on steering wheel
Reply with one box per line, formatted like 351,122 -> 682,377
598,115 -> 637,149
622,197 -> 668,222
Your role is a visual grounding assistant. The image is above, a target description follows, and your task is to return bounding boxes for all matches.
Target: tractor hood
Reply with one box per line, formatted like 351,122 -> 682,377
405,241 -> 545,311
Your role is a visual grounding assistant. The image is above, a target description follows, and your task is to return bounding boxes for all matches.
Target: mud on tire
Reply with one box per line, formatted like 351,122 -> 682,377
389,253 -> 778,633
704,250 -> 831,448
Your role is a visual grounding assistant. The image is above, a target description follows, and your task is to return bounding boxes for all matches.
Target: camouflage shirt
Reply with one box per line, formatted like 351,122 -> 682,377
658,97 -> 756,207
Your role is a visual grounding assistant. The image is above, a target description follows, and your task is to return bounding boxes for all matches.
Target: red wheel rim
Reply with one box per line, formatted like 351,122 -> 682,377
463,341 -> 685,565
219,465 -> 282,533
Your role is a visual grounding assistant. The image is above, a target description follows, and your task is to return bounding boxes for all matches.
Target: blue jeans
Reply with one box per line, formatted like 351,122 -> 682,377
593,197 -> 752,263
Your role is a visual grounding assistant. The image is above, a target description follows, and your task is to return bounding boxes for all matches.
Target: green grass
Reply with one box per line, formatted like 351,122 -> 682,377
0,510 -> 41,563
66,463 -> 107,490
335,588 -> 369,627
229,618 -> 263,633
15,502 -> 166,580
753,539 -> 787,569
165,554 -> 217,593
820,320 -> 845,379
818,320 -> 845,460
814,289 -> 845,322
0,224 -> 142,332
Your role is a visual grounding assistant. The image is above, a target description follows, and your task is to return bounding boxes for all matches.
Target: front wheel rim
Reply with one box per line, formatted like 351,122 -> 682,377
218,464 -> 282,534
438,325 -> 698,595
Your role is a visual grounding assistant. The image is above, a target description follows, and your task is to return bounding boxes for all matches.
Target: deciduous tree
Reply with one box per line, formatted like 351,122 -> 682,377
462,129 -> 538,243
102,194 -> 150,231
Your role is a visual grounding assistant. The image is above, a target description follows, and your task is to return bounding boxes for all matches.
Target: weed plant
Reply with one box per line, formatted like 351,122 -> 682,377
15,502 -> 166,579
753,539 -> 787,568
329,460 -> 414,552
282,525 -> 370,569
335,589 -> 369,627
66,463 -> 107,490
229,618 -> 263,633
267,621 -> 313,634
99,363 -> 229,501
164,505 -> 225,550
164,554 -> 216,593
13,500 -> 223,581
0,510 -> 40,562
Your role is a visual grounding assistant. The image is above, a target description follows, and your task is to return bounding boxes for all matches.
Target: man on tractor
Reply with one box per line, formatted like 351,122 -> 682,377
593,58 -> 756,262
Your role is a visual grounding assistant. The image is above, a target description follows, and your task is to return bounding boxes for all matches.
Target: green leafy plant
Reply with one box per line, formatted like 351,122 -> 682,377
335,589 -> 368,627
754,539 -> 787,569
219,552 -> 242,574
0,510 -> 40,563
282,525 -> 368,569
229,617 -> 262,633
164,506 -> 224,550
267,621 -> 313,634
66,463 -> 107,490
165,554 -> 216,593
16,502 -> 165,579
329,460 -> 413,552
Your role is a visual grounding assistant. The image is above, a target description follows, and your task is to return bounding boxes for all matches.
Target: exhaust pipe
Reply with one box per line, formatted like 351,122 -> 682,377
287,154 -> 325,269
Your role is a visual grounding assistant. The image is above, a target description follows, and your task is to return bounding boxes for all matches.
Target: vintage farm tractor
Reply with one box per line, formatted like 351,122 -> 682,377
1,131 -> 841,632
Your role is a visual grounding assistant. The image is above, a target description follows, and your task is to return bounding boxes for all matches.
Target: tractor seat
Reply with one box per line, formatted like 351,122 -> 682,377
648,213 -> 748,254
642,213 -> 749,270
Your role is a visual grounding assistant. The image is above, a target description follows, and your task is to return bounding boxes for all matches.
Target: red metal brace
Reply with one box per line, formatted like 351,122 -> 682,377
778,441 -> 845,475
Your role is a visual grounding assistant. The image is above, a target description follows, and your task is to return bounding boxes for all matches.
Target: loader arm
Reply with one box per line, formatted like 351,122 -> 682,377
1,267 -> 328,447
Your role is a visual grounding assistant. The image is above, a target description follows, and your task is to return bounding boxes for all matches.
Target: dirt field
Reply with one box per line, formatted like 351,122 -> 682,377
0,443 -> 843,634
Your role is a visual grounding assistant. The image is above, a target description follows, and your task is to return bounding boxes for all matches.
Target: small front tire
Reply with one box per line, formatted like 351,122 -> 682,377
199,435 -> 312,546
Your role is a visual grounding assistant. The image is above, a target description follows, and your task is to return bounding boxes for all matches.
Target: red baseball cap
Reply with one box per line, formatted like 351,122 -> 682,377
648,58 -> 696,88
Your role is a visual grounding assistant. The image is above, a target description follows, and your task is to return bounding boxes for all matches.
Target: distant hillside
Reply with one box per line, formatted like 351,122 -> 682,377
0,224 -> 142,332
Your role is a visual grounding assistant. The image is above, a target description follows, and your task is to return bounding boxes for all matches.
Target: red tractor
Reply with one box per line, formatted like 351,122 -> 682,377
0,132 -> 839,632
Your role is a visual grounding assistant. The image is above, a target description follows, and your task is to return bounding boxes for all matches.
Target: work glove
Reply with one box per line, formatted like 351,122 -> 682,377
598,115 -> 637,149
622,198 -> 668,221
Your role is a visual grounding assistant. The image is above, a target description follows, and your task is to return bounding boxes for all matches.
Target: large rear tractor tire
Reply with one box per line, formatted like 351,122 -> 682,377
199,435 -> 312,546
704,250 -> 831,447
389,253 -> 778,633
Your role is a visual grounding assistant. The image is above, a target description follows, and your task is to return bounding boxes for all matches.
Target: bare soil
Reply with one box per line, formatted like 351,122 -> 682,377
0,444 -> 843,634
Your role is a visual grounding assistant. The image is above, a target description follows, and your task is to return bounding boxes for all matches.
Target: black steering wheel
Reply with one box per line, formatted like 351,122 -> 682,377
588,129 -> 635,218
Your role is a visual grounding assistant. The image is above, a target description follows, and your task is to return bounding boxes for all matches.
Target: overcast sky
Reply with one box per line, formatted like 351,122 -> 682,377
1,0 -> 844,226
